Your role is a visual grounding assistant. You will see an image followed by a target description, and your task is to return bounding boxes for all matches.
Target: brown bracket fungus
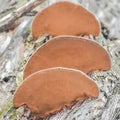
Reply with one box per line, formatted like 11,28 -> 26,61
13,67 -> 99,118
24,36 -> 111,79
32,1 -> 100,38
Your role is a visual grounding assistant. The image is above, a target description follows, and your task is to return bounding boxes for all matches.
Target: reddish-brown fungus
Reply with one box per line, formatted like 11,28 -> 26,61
32,1 -> 100,38
14,67 -> 99,118
24,36 -> 111,79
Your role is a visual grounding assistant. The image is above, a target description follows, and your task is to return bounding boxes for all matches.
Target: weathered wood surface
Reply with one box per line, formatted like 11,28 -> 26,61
0,0 -> 45,32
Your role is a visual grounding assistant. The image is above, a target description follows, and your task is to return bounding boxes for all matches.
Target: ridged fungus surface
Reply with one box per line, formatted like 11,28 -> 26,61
24,36 -> 111,79
14,67 -> 99,118
32,1 -> 100,38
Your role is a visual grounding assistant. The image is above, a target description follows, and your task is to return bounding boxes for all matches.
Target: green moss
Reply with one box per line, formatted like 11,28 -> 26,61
0,101 -> 13,119
9,109 -> 17,120
16,72 -> 23,86
27,33 -> 33,42
0,102 -> 17,120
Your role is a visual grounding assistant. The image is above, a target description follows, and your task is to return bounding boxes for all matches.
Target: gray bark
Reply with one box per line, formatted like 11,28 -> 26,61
0,0 -> 45,32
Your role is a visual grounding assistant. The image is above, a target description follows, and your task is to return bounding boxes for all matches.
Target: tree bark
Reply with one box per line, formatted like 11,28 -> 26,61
0,0 -> 45,32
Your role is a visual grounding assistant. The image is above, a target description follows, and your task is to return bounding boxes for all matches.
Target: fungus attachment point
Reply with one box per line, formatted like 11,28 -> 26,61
14,67 -> 99,118
24,36 -> 111,79
32,1 -> 100,38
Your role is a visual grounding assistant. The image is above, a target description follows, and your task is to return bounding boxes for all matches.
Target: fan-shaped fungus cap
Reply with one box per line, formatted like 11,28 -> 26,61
32,1 -> 100,38
24,36 -> 111,79
14,67 -> 99,118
